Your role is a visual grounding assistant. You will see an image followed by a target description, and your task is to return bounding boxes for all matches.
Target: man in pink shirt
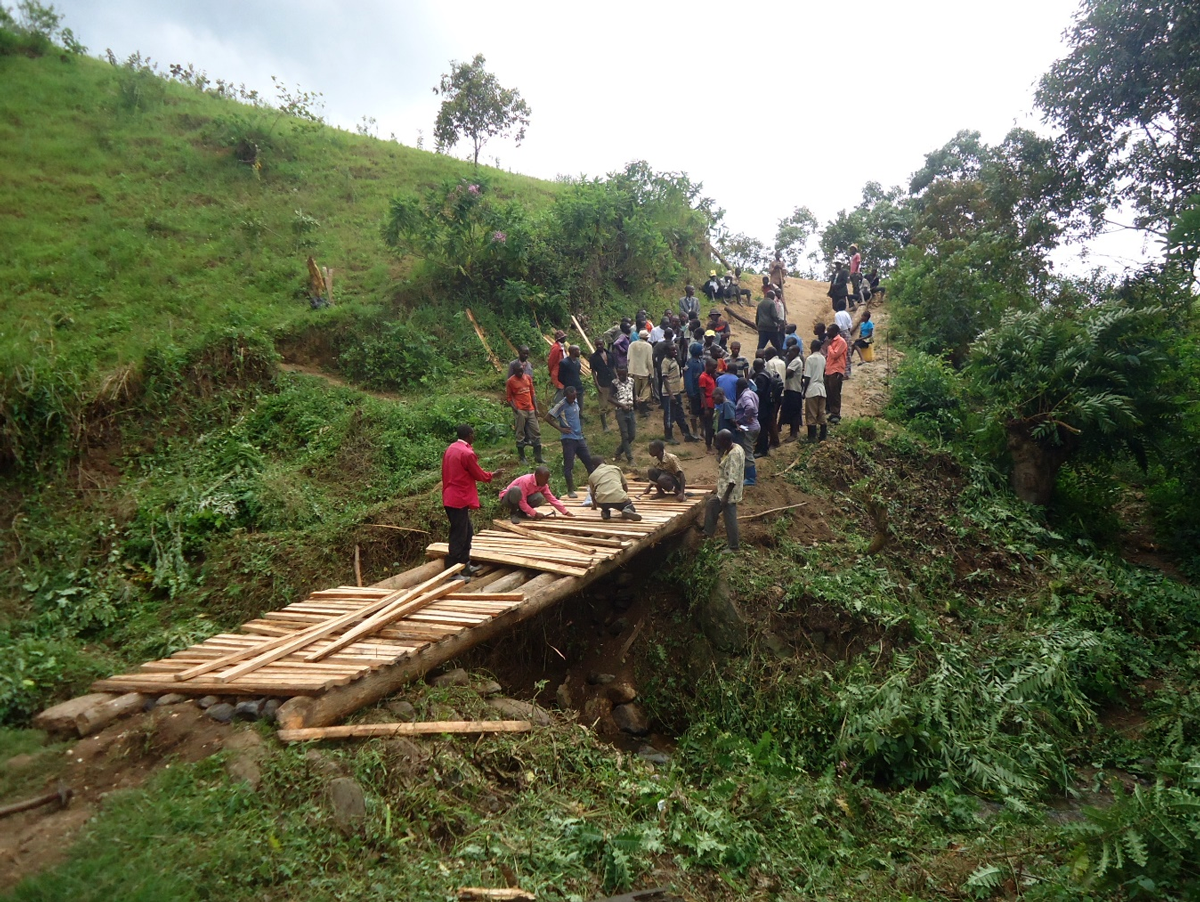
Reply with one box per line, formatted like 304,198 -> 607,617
441,424 -> 494,577
499,466 -> 575,524
824,325 -> 849,425
848,244 -> 863,309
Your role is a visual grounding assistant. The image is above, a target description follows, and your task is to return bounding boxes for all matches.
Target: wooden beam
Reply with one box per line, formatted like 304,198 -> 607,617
570,314 -> 596,354
488,519 -> 596,554
425,545 -> 589,578
277,719 -> 532,742
465,307 -> 504,373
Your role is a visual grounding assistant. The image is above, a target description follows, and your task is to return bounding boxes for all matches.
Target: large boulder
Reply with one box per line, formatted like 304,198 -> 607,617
695,574 -> 749,652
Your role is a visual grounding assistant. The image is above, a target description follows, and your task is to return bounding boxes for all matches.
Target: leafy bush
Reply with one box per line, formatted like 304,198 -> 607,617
885,351 -> 965,440
336,321 -> 447,390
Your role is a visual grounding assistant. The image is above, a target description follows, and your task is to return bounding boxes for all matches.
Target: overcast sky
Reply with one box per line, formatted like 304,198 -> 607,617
53,0 -> 1155,274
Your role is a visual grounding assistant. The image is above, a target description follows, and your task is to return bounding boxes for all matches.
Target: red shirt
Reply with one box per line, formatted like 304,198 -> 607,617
849,253 -> 861,275
825,336 -> 848,376
548,341 -> 566,389
698,372 -> 716,410
506,374 -> 536,411
441,440 -> 492,509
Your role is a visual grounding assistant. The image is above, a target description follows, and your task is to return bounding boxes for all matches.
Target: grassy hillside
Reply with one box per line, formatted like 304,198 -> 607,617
0,50 -> 558,369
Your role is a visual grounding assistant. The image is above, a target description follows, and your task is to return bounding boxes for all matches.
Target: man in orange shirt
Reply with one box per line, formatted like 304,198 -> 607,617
824,324 -> 849,425
505,360 -> 542,464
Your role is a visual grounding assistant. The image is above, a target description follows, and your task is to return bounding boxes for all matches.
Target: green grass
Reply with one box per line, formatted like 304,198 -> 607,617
0,51 -> 558,371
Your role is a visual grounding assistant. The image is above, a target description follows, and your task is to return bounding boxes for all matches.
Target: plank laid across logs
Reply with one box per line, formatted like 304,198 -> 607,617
89,482 -> 707,728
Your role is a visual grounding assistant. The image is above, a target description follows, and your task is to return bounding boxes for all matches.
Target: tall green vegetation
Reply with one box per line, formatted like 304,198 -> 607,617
432,53 -> 531,168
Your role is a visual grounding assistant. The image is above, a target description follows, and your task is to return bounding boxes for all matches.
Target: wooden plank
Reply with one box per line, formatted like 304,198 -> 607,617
466,307 -> 504,373
177,565 -> 462,683
571,314 -> 596,354
277,719 -> 533,743
425,545 -> 589,578
302,579 -> 463,663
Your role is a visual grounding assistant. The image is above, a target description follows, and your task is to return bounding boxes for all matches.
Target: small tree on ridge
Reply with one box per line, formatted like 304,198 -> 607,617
433,54 -> 531,168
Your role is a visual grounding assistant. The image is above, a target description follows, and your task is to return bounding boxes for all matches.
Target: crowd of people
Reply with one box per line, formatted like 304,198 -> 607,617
441,257 -> 881,573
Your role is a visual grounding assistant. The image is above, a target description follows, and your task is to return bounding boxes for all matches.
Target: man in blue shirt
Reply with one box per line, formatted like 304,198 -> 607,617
684,341 -> 706,439
549,386 -> 597,498
716,368 -> 739,405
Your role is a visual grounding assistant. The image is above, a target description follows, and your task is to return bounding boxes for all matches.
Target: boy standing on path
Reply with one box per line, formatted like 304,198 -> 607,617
659,344 -> 699,444
549,386 -> 597,497
824,325 -> 848,425
804,339 -> 828,442
505,360 -> 542,464
703,429 -> 744,553
628,330 -> 654,414
734,377 -> 760,485
780,345 -> 805,441
610,365 -> 636,464
441,425 -> 494,578
699,357 -> 718,452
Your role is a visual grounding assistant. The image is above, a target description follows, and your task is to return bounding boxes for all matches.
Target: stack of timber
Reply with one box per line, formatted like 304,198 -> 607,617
88,482 -> 709,730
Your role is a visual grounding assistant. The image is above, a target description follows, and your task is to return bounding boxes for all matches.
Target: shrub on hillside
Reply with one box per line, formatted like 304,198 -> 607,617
884,351 -> 965,440
337,322 -> 446,390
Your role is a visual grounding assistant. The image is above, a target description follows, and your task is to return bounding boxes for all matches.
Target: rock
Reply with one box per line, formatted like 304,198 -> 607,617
608,617 -> 629,636
764,585 -> 786,605
206,703 -> 235,724
197,695 -> 221,709
155,693 -> 188,707
685,636 -> 717,682
586,671 -> 617,685
223,730 -> 265,790
637,746 -> 671,766
475,680 -> 502,697
761,631 -> 791,660
385,699 -> 417,721
383,737 -> 431,768
612,703 -> 650,736
616,572 -> 634,587
695,574 -> 749,652
262,699 -> 281,722
233,699 -> 264,721
810,630 -> 827,650
432,704 -> 461,722
329,776 -> 367,836
605,679 -> 638,705
431,668 -> 469,688
611,594 -> 634,612
488,697 -> 551,727
305,749 -> 345,779
582,696 -> 613,726
555,682 -> 573,710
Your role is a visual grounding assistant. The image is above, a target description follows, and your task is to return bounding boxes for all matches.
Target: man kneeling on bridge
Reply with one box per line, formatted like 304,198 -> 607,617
587,461 -> 643,521
642,439 -> 687,501
499,466 -> 575,524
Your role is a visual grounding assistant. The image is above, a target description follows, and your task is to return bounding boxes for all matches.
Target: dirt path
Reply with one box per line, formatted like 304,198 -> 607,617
657,275 -> 898,487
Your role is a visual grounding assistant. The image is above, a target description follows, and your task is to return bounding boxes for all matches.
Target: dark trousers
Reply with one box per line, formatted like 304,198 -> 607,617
755,402 -> 773,455
700,407 -> 714,448
615,408 -> 636,459
647,466 -> 683,494
561,438 -> 596,487
444,506 -> 473,567
826,372 -> 845,419
501,489 -> 544,516
704,496 -> 739,549
662,392 -> 689,437
780,390 -> 804,434
757,329 -> 774,351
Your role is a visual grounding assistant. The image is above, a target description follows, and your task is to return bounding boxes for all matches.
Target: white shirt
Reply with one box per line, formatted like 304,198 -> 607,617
834,310 -> 853,339
803,353 -> 826,398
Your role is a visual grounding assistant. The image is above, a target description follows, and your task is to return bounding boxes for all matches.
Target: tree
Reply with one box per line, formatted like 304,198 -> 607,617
774,206 -> 818,270
1036,0 -> 1200,260
433,54 -> 531,168
966,302 -> 1170,505
716,232 -> 768,273
817,182 -> 914,276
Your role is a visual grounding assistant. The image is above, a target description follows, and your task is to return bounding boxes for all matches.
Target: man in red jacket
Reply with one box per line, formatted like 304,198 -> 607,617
441,424 -> 494,578
548,329 -> 568,404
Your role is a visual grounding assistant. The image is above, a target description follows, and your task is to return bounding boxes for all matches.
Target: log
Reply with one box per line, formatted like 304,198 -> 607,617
570,314 -> 596,354
738,501 -> 808,521
75,692 -> 146,736
33,693 -> 116,735
0,787 -> 72,820
277,719 -> 533,742
458,889 -> 536,902
354,544 -> 362,587
465,307 -> 504,373
371,559 -> 447,591
723,305 -> 756,330
276,501 -> 698,729
490,519 -> 595,554
425,545 -> 589,578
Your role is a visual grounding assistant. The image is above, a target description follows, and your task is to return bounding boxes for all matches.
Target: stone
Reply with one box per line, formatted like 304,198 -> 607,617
305,749 -> 345,779
608,617 -> 629,636
329,776 -> 367,836
810,630 -> 827,650
431,668 -> 469,688
5,753 -> 36,771
432,704 -> 461,722
233,699 -> 265,721
206,703 -> 235,724
615,571 -> 634,587
475,680 -> 502,697
582,696 -> 613,724
197,695 -> 221,709
695,574 -> 749,652
155,693 -> 188,707
611,594 -> 634,612
605,679 -> 638,705
586,671 -> 617,685
223,730 -> 265,790
685,636 -> 717,683
385,699 -> 417,721
262,699 -> 281,722
761,631 -> 791,660
637,746 -> 671,766
764,585 -> 786,605
383,737 -> 431,768
612,703 -> 650,736
555,682 -> 573,710
488,697 -> 551,727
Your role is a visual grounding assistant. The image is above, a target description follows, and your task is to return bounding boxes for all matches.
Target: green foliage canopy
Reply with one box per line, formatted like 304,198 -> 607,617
433,53 -> 531,168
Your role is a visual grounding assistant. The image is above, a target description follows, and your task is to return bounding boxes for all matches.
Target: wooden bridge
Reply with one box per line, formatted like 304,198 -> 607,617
89,484 -> 707,732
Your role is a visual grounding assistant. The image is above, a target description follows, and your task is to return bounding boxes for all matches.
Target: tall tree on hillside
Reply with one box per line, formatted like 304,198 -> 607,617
1036,0 -> 1200,263
433,54 -> 531,168
774,206 -> 818,270
817,182 -> 914,275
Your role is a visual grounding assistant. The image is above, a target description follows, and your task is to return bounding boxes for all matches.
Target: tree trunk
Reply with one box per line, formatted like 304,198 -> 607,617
1006,421 -> 1071,506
